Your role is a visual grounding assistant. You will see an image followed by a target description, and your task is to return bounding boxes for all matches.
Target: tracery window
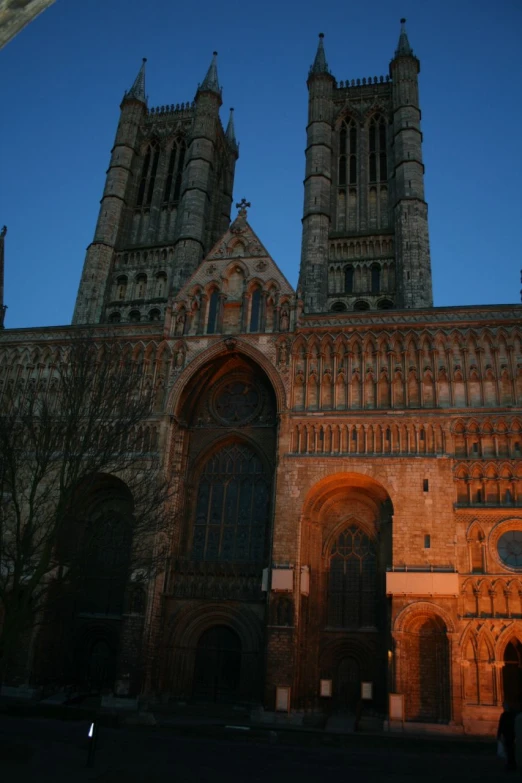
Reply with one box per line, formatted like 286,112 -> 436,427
79,510 -> 131,616
192,443 -> 270,563
327,525 -> 377,628
369,116 -> 387,183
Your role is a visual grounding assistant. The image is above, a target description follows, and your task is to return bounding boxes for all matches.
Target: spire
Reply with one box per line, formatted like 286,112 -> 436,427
125,58 -> 147,103
199,51 -> 220,94
225,107 -> 238,153
310,33 -> 329,75
0,225 -> 6,328
395,18 -> 414,57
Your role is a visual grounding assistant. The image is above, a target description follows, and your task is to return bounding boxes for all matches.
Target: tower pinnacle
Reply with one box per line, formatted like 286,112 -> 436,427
0,225 -> 6,328
226,107 -> 239,153
125,58 -> 147,103
310,32 -> 329,74
395,18 -> 414,57
199,51 -> 220,94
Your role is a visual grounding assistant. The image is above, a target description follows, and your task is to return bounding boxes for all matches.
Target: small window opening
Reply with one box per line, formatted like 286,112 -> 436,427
423,479 -> 429,492
420,430 -> 425,442
424,534 -> 431,549
472,442 -> 478,453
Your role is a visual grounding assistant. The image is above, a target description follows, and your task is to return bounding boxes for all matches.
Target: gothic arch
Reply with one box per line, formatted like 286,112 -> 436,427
301,472 -> 394,521
167,338 -> 287,416
393,601 -> 456,635
165,601 -> 263,653
496,625 -> 522,660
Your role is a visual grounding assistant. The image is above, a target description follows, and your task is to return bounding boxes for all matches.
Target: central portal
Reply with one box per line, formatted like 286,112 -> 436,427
336,656 -> 361,709
193,625 -> 242,703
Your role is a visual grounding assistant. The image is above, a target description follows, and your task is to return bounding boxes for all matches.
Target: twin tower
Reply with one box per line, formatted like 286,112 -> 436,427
73,20 -> 432,326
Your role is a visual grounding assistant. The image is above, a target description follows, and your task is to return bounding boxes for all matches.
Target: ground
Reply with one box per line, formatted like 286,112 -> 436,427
0,714 -> 505,782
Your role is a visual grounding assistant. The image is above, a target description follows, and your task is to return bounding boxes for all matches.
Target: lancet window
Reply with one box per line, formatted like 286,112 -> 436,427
338,118 -> 357,187
136,141 -> 160,207
369,115 -> 387,183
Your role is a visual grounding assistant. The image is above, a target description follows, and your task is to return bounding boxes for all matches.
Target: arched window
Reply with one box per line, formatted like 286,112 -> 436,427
148,309 -> 161,322
108,312 -> 121,323
129,310 -> 141,323
371,264 -> 381,294
192,443 -> 270,563
328,525 -> 377,628
368,116 -> 387,183
250,287 -> 261,332
156,272 -> 167,298
207,290 -> 219,334
116,275 -> 128,300
354,300 -> 369,311
377,298 -> 393,310
344,265 -> 354,293
331,302 -> 347,312
135,274 -> 147,299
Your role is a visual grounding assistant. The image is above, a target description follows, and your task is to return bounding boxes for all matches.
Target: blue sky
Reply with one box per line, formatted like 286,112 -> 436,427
1,0 -> 521,328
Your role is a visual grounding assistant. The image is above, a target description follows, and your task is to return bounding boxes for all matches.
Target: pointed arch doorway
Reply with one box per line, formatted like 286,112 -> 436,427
192,625 -> 242,703
503,640 -> 522,708
336,656 -> 360,709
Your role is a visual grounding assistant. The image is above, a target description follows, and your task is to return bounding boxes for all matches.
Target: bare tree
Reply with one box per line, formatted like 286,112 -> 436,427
0,334 -> 170,680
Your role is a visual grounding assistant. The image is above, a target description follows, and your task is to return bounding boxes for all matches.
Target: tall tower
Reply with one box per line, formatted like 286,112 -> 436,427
390,20 -> 433,309
73,54 -> 238,326
298,21 -> 432,314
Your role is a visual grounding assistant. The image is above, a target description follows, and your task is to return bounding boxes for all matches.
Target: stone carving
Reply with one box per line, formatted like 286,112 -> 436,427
174,312 -> 186,336
278,340 -> 289,369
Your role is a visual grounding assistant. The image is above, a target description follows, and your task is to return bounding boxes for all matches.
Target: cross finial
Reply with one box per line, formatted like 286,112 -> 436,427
236,198 -> 251,216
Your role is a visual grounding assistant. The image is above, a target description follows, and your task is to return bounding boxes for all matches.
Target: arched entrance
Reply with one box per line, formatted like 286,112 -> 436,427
58,474 -> 134,691
161,349 -> 278,703
404,615 -> 450,722
503,640 -> 522,708
193,625 -> 242,703
336,657 -> 360,709
299,473 -> 394,711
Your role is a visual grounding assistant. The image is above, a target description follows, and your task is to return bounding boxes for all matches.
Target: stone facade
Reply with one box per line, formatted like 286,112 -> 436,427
1,23 -> 521,735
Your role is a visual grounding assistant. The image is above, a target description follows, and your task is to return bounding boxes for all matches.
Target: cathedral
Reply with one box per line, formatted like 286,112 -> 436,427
1,20 -> 522,735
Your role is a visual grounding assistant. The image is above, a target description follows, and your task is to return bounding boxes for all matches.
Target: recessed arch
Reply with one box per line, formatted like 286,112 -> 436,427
167,338 -> 286,417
